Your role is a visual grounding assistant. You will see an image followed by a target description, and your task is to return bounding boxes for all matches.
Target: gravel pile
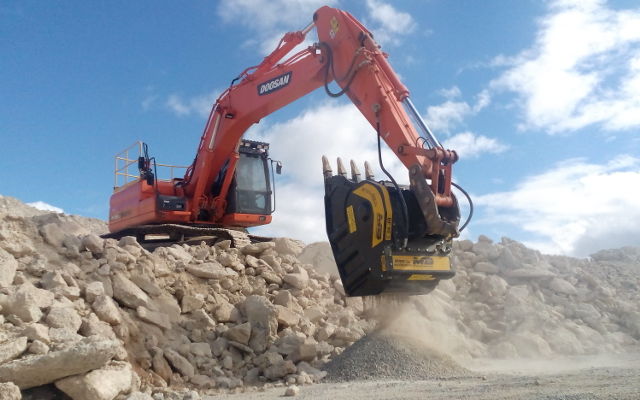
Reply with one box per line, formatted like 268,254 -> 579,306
324,332 -> 470,382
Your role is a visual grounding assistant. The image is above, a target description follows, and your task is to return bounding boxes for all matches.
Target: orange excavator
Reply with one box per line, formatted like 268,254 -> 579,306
106,6 -> 472,297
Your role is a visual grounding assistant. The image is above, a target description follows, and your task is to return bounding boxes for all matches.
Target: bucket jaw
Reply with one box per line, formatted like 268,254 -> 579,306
323,157 -> 460,297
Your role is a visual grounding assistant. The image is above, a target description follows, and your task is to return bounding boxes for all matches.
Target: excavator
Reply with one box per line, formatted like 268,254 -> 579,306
106,6 -> 472,297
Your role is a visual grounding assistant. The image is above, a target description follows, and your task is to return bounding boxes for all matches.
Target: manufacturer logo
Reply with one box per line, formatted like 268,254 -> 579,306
257,72 -> 292,96
329,16 -> 339,39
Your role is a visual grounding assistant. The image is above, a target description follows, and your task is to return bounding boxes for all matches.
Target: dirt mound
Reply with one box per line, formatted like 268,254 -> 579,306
323,332 -> 470,382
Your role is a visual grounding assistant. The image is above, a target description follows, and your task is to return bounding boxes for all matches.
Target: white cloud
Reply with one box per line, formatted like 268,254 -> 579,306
364,0 -> 416,46
442,132 -> 508,159
491,0 -> 640,133
217,0 -> 415,54
250,102 -> 408,242
474,155 -> 640,256
424,89 -> 491,134
439,86 -> 462,100
425,101 -> 471,134
217,0 -> 333,31
141,94 -> 158,111
165,91 -> 218,118
217,0 -> 336,54
27,201 -> 64,214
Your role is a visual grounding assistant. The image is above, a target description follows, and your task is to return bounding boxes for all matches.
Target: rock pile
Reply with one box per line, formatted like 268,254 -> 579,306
0,196 -> 371,399
0,195 -> 638,399
390,236 -> 640,361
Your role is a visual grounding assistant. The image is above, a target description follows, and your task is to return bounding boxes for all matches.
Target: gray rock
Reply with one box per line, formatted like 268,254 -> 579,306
49,327 -> 83,344
21,323 -> 50,343
474,261 -> 499,274
261,271 -> 283,285
180,295 -> 204,314
129,272 -> 162,297
224,322 -> 252,345
0,336 -> 28,364
214,301 -> 237,323
479,275 -> 509,297
291,343 -> 317,362
81,234 -> 105,255
45,306 -> 82,332
92,295 -> 122,325
264,360 -> 296,380
275,305 -> 300,328
85,281 -> 106,303
241,242 -> 275,256
296,361 -> 327,381
274,290 -> 296,309
303,307 -> 325,323
549,277 -> 578,295
151,349 -> 172,383
190,342 -> 212,358
185,262 -> 237,280
5,283 -> 55,322
0,382 -> 21,400
0,248 -> 17,288
283,266 -> 309,290
163,348 -> 194,378
40,223 -> 65,248
125,393 -> 154,400
0,338 -> 120,389
274,238 -> 303,256
28,340 -> 50,355
245,295 -> 277,353
55,361 -> 133,400
40,271 -> 67,290
80,313 -> 117,339
284,385 -> 300,396
472,240 -> 499,260
506,267 -> 555,279
136,306 -> 171,330
112,273 -> 152,309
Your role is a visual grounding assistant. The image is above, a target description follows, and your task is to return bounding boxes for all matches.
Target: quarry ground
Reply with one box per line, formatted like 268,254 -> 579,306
214,349 -> 640,400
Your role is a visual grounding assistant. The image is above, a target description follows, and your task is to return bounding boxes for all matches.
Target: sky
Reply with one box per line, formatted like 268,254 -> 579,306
2,0 -> 639,257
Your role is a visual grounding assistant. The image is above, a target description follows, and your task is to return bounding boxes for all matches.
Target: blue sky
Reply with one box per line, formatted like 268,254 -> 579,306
2,0 -> 639,257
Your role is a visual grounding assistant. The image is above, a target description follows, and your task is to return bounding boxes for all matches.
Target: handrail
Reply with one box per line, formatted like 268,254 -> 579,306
113,141 -> 188,191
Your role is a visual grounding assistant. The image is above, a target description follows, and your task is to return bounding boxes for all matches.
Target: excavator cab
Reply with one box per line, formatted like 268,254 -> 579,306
226,140 -> 273,215
216,139 -> 277,227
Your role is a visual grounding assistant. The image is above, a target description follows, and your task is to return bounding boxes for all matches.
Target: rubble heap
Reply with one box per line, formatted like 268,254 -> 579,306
0,196 -> 371,399
0,195 -> 638,399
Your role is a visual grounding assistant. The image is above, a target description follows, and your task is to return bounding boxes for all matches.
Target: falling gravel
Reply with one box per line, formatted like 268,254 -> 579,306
323,332 -> 472,382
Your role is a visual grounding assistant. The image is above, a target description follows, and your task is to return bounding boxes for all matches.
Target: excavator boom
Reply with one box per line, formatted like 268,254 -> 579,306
108,5 -> 466,297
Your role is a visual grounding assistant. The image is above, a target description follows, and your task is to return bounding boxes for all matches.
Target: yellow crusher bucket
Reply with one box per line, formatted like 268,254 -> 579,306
323,159 -> 461,297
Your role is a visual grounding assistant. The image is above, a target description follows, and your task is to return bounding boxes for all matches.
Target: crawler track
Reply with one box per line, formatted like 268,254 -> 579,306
102,224 -> 273,250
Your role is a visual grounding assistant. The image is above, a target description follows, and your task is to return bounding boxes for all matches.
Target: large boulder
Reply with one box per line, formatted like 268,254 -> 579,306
0,338 -> 121,389
245,295 -> 278,353
55,361 -> 133,400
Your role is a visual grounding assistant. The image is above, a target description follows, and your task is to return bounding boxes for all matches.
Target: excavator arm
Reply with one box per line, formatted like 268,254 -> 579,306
108,6 -> 465,297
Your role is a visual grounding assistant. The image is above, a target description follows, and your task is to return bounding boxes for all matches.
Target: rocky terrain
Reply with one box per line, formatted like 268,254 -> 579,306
0,194 -> 638,400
